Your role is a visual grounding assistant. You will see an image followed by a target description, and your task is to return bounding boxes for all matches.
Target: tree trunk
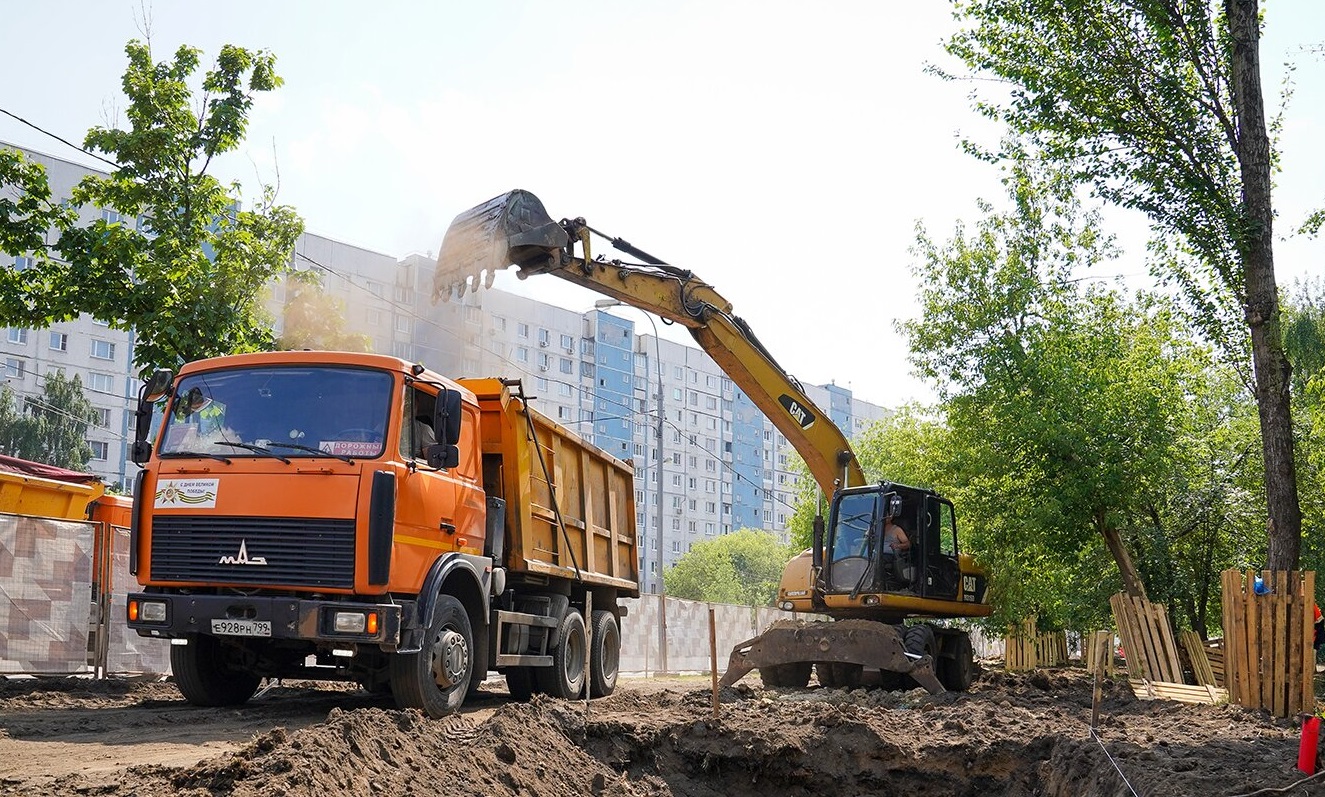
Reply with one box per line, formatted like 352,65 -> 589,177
1099,515 -> 1147,599
1226,0 -> 1302,569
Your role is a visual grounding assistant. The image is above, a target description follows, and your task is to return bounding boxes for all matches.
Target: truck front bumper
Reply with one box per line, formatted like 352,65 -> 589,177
126,592 -> 408,651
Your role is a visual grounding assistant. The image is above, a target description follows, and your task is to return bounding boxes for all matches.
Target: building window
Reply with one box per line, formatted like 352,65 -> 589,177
12,256 -> 35,271
517,322 -> 529,338
366,309 -> 383,325
91,340 -> 115,360
89,441 -> 109,461
365,281 -> 383,297
516,347 -> 529,363
49,332 -> 68,352
396,317 -> 410,334
558,383 -> 573,397
4,358 -> 23,379
464,306 -> 482,324
6,328 -> 26,344
560,358 -> 573,374
95,407 -> 112,428
88,372 -> 116,394
560,333 -> 573,351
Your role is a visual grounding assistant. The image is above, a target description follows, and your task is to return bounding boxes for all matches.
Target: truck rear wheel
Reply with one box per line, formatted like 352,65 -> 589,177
938,631 -> 975,691
536,609 -> 587,699
589,610 -> 620,698
171,634 -> 261,707
505,667 -> 537,701
391,594 -> 473,717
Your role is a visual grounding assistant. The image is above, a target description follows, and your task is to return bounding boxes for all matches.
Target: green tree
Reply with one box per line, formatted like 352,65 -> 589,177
664,529 -> 793,607
905,166 -> 1224,630
0,371 -> 98,470
0,39 -> 304,373
275,280 -> 372,352
943,0 -> 1302,569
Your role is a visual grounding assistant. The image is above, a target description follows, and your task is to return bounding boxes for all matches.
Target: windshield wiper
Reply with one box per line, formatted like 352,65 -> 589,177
214,441 -> 292,464
162,450 -> 233,464
266,441 -> 356,464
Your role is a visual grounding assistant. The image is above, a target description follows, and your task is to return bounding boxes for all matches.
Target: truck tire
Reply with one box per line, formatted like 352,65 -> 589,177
536,609 -> 587,699
589,610 -> 620,698
904,624 -> 937,690
760,662 -> 812,688
171,634 -> 261,707
505,667 -> 537,701
815,661 -> 863,689
938,632 -> 975,692
390,594 -> 473,717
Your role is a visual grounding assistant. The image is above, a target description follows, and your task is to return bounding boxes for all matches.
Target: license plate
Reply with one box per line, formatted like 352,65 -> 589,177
211,619 -> 271,637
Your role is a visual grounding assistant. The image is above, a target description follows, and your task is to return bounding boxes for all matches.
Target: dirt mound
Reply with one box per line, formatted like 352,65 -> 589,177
1,669 -> 1316,797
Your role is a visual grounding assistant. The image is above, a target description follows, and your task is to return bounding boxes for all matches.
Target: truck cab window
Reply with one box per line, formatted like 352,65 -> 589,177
400,387 -> 438,460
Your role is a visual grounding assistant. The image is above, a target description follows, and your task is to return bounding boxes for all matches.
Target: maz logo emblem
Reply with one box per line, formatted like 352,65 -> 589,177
219,539 -> 268,566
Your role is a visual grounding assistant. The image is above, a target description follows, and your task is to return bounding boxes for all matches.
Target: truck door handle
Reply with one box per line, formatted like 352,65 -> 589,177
440,522 -> 456,535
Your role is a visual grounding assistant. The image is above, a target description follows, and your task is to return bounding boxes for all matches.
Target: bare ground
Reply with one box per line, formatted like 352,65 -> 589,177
0,666 -> 1319,797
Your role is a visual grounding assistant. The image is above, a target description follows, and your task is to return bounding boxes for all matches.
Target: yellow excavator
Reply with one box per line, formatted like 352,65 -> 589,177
434,190 -> 992,692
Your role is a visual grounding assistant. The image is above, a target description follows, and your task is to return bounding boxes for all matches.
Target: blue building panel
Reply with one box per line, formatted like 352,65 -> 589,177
591,311 -> 635,454
730,389 -> 766,532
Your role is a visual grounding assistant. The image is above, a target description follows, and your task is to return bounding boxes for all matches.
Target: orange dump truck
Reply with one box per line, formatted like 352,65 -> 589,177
125,351 -> 638,716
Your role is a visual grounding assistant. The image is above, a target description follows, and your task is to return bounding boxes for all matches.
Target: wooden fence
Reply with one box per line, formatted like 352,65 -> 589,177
1109,592 -> 1183,683
1221,569 -> 1315,718
1004,618 -> 1068,672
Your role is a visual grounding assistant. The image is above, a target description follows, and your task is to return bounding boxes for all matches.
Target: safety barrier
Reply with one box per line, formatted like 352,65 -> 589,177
1221,569 -> 1315,718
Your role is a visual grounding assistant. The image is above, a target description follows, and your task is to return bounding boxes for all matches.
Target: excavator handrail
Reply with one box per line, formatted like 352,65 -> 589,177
433,190 -> 866,496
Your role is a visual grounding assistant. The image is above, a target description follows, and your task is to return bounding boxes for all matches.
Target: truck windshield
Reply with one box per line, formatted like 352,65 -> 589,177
159,366 -> 394,460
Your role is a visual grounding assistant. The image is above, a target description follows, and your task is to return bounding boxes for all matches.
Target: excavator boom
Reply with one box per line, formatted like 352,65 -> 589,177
435,189 -> 865,496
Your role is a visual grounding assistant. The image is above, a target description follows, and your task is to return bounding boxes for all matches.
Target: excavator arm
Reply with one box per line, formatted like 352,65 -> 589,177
433,189 -> 866,496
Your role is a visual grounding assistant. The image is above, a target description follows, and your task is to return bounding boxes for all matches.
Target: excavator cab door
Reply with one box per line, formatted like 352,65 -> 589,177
919,497 -> 960,600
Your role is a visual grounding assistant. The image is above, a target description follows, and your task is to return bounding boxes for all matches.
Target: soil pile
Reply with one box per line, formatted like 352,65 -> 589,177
1,669 -> 1317,797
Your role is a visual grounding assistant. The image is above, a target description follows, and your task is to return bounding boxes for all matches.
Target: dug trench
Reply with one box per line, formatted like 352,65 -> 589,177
0,668 -> 1313,796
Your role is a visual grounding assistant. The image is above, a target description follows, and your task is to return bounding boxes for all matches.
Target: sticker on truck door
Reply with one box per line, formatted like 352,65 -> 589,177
155,478 -> 219,508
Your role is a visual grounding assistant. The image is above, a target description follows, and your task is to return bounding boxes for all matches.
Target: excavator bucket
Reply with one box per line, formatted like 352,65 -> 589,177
432,189 -> 569,303
718,619 -> 945,694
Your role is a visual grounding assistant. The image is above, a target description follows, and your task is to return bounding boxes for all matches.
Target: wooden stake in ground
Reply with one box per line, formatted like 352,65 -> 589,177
709,605 -> 720,720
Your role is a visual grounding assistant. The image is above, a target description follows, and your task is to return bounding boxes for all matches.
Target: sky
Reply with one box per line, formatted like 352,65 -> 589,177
2,1 -> 1322,408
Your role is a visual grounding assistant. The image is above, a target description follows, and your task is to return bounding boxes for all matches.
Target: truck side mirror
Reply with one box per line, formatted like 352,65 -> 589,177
131,369 -> 174,465
434,388 -> 463,446
425,443 -> 460,470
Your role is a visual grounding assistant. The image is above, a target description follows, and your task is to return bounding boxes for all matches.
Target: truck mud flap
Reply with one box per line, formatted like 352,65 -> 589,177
718,619 -> 945,694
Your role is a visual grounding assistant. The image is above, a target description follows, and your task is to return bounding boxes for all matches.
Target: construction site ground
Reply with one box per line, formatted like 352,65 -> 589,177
0,663 -> 1319,797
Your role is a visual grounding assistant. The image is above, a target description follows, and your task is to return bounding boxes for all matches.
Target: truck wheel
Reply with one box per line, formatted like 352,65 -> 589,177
505,667 -> 537,701
390,594 -> 473,717
589,610 -> 620,698
536,609 -> 587,699
816,661 -> 862,689
939,632 -> 975,691
904,624 -> 937,690
760,662 -> 812,688
171,634 -> 261,707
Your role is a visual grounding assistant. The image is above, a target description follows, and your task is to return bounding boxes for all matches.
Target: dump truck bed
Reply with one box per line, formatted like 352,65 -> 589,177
463,378 -> 639,595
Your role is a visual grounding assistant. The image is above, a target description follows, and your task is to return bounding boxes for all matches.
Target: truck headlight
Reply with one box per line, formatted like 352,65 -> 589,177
131,600 -> 167,623
334,612 -> 367,633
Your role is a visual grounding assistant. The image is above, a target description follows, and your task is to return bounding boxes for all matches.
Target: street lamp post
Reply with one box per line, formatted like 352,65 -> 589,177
594,299 -> 667,674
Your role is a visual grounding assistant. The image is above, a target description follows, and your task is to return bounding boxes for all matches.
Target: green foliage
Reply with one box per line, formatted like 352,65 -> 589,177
0,40 -> 304,373
943,0 -> 1302,568
275,279 -> 372,352
663,528 -> 793,607
899,164 -> 1248,632
0,372 -> 98,470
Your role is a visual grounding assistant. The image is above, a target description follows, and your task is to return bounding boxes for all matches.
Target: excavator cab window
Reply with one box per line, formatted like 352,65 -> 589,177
921,497 -> 960,599
825,491 -> 878,592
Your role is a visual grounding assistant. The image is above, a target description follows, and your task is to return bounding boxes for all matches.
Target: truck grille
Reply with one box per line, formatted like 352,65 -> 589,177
150,516 -> 356,589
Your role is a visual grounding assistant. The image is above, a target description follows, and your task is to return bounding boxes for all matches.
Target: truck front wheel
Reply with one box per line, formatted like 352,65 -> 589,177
536,609 -> 586,699
391,594 -> 473,717
171,634 -> 261,707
